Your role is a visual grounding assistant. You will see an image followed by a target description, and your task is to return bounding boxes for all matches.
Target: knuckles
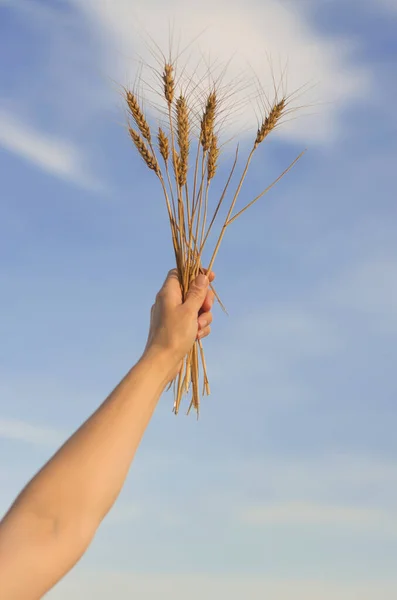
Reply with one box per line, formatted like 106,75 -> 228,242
155,290 -> 166,303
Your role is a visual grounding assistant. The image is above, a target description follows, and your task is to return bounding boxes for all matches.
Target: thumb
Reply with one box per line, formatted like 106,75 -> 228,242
184,274 -> 209,313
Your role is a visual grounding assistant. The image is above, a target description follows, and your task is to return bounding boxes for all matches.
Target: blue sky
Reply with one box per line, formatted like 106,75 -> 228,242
1,0 -> 397,598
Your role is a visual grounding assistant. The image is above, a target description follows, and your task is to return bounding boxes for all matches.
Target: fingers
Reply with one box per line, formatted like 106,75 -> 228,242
198,269 -> 215,312
201,269 -> 215,283
184,274 -> 209,313
160,269 -> 179,290
198,325 -> 211,339
156,269 -> 182,306
157,268 -> 215,311
198,310 -> 213,331
198,311 -> 213,341
201,289 -> 214,313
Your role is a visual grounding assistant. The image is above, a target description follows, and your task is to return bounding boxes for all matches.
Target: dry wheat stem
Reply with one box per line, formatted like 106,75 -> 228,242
198,146 -> 239,258
165,163 -> 179,228
198,339 -> 210,396
126,93 -> 182,268
194,152 -> 207,254
205,145 -> 256,274
199,134 -> 219,249
206,150 -> 304,274
206,97 -> 287,274
126,55 -> 304,415
227,150 -> 305,225
200,182 -> 210,253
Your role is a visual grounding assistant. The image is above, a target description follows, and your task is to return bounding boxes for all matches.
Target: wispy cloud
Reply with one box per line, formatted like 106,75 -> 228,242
0,109 -> 98,189
0,416 -> 64,446
71,0 -> 370,144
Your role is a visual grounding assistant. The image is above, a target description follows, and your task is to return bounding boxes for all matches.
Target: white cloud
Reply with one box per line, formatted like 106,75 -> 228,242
0,109 -> 97,189
0,417 -> 64,446
48,571 -> 397,600
71,0 -> 369,144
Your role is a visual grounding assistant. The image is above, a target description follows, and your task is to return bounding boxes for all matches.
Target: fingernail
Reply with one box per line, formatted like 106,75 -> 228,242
196,274 -> 208,288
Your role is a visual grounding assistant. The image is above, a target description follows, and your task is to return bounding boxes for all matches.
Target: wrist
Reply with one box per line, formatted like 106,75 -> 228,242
140,345 -> 178,387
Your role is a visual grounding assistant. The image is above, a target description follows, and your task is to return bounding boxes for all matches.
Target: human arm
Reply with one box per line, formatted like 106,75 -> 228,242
0,270 -> 214,600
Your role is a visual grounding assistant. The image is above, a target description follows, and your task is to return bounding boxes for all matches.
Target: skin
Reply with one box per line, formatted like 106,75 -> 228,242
0,269 -> 215,600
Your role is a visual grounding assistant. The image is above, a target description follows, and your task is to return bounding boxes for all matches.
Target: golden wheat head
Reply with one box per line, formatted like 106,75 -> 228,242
163,63 -> 175,107
255,98 -> 286,147
126,91 -> 152,143
129,127 -> 159,174
176,95 -> 190,186
201,91 -> 217,151
158,128 -> 170,162
207,134 -> 219,180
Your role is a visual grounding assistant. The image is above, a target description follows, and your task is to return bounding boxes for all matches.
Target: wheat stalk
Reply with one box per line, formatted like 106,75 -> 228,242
125,53 -> 304,416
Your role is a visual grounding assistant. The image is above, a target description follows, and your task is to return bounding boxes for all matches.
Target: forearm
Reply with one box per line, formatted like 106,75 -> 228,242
16,349 -> 170,524
24,350 -> 168,515
0,348 -> 171,598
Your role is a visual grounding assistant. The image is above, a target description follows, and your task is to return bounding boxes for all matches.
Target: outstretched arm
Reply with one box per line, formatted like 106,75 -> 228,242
0,270 -> 214,600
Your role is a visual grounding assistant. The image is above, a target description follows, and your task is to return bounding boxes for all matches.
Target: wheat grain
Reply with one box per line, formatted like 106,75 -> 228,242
176,95 -> 190,186
173,149 -> 181,181
129,127 -> 159,174
255,98 -> 286,146
207,134 -> 219,181
201,91 -> 217,151
126,91 -> 152,143
163,63 -> 175,106
158,128 -> 169,162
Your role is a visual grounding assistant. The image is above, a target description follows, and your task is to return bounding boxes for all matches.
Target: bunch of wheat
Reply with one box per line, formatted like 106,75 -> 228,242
125,57 -> 303,416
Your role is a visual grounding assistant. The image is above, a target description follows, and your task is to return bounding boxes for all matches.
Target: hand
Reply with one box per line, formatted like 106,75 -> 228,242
143,269 -> 215,381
